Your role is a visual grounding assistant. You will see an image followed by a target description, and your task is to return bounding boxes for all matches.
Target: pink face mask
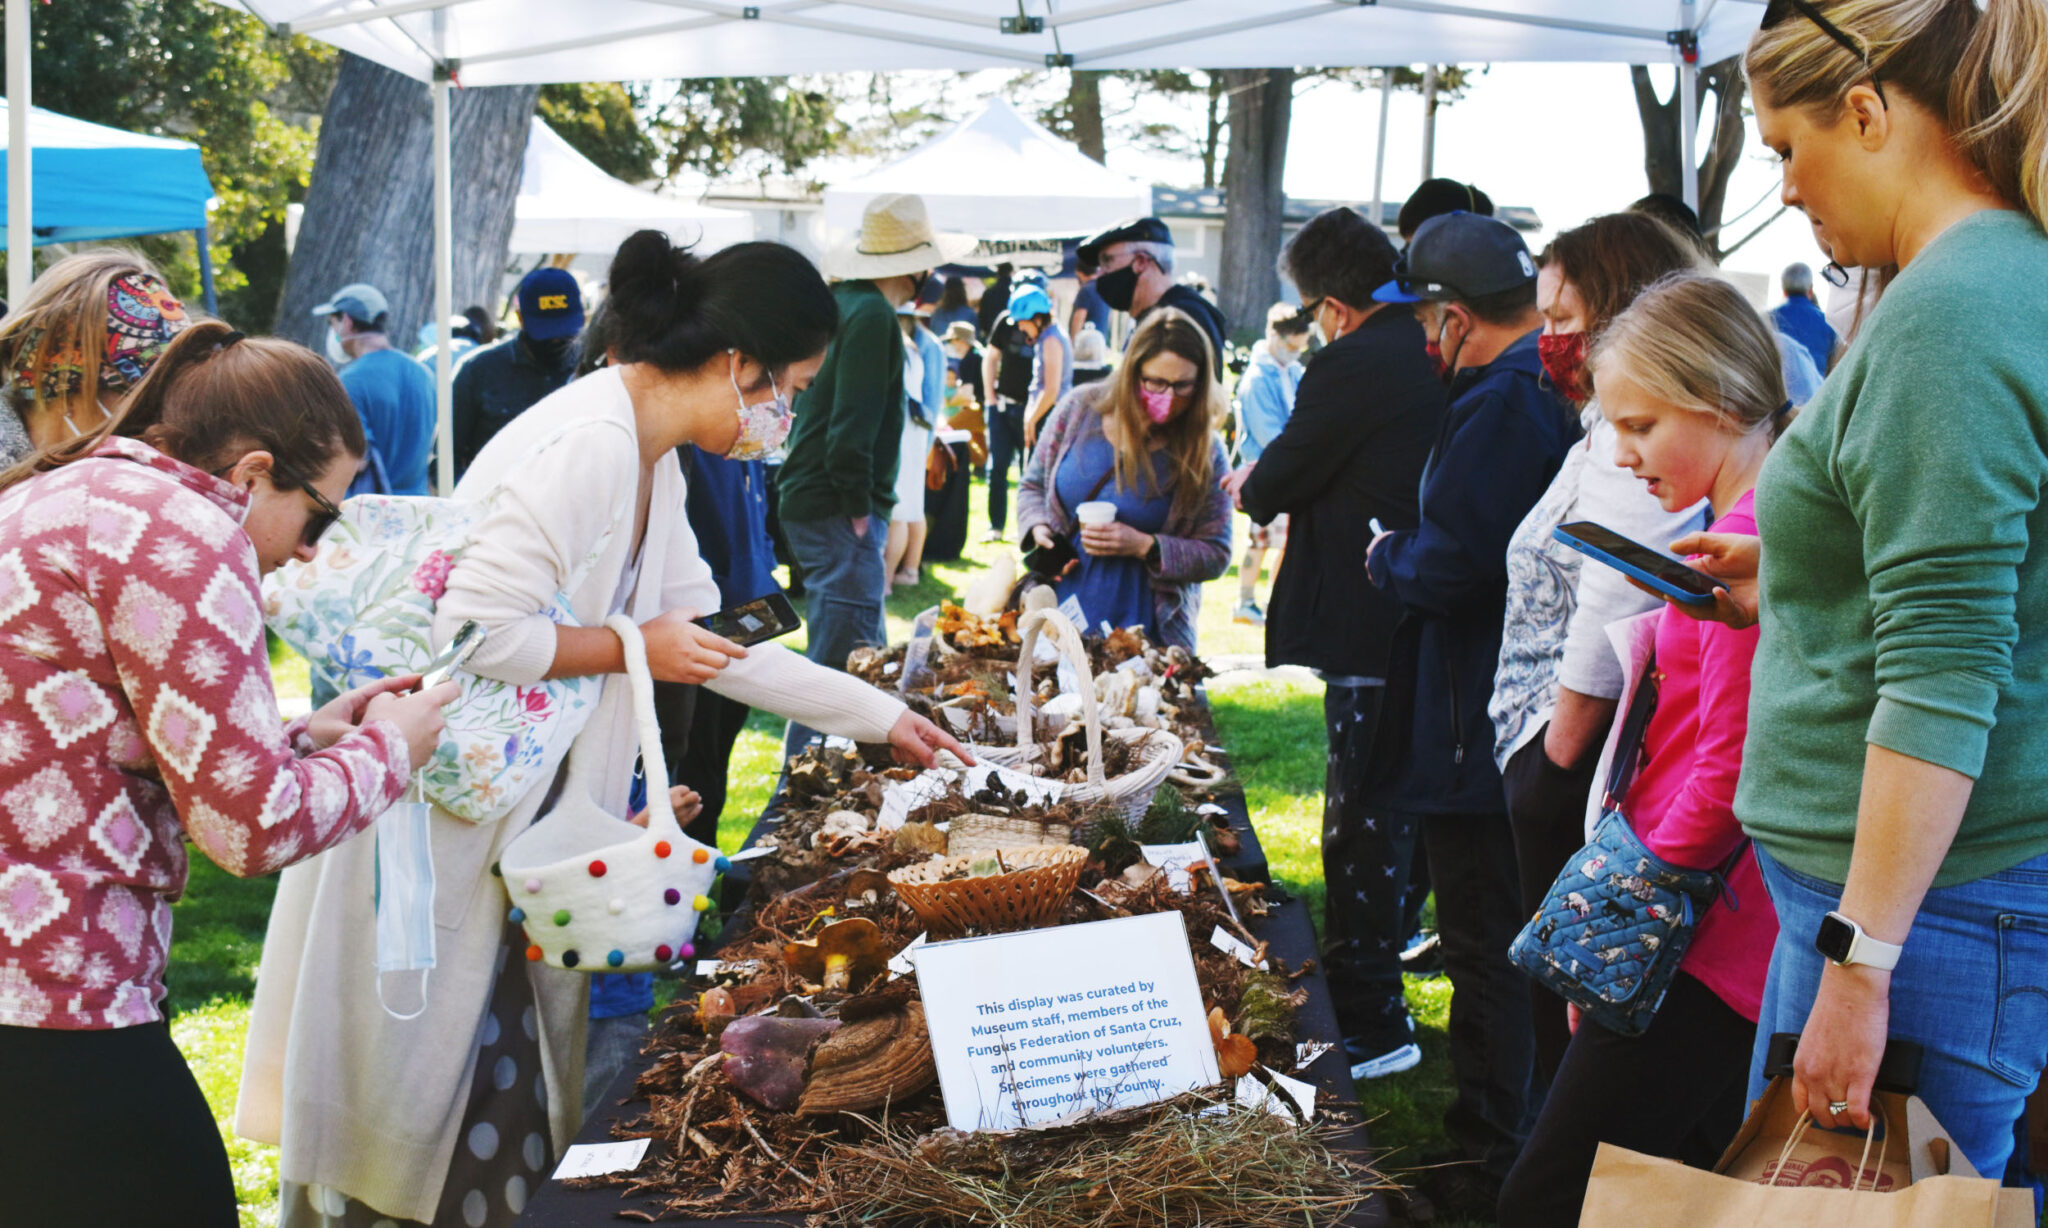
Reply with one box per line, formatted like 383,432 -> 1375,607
1139,385 -> 1176,424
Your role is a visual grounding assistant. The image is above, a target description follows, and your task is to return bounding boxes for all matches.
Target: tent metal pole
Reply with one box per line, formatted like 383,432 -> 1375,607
1369,68 -> 1392,231
1420,65 -> 1438,180
197,226 -> 218,317
289,0 -> 484,36
433,63 -> 454,496
7,0 -> 32,306
1679,56 -> 1700,211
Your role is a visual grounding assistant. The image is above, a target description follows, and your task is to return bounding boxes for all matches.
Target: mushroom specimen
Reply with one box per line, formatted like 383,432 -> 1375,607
782,917 -> 890,992
797,1000 -> 937,1115
719,1015 -> 841,1111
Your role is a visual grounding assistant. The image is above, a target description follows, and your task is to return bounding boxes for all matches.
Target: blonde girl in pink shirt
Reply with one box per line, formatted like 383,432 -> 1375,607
1499,272 -> 1789,1226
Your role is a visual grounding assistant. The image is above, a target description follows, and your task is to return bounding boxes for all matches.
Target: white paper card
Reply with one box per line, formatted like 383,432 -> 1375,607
1209,925 -> 1268,970
1234,1069 -> 1318,1122
911,912 -> 1219,1132
888,932 -> 928,980
1140,841 -> 1210,893
552,1138 -> 651,1180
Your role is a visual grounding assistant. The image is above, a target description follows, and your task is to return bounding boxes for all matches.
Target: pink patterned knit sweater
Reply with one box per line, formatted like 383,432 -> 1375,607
0,437 -> 410,1030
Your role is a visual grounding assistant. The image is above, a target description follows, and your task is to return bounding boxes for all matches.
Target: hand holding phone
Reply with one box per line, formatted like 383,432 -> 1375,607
692,593 -> 802,648
419,620 -> 487,691
1552,521 -> 1724,605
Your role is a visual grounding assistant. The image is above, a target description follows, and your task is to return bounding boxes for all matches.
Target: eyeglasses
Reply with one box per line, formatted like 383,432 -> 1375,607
1138,375 -> 1199,398
1293,297 -> 1327,328
278,470 -> 342,549
1761,0 -> 1888,108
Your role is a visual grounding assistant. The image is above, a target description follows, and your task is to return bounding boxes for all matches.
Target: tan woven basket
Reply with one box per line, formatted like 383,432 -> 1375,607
945,812 -> 1073,858
1005,608 -> 1182,829
888,845 -> 1087,935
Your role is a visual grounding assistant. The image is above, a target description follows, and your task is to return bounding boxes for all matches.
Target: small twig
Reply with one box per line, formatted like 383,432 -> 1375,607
738,1104 -> 814,1186
684,1126 -> 721,1159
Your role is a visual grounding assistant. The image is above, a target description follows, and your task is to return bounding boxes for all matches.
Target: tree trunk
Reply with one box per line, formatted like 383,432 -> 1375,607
1631,57 -> 1747,258
1217,68 -> 1293,345
278,53 -> 538,354
1067,70 -> 1106,164
1201,76 -> 1224,190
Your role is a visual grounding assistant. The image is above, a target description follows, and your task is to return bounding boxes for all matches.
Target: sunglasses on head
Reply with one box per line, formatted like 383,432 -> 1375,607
1761,0 -> 1889,108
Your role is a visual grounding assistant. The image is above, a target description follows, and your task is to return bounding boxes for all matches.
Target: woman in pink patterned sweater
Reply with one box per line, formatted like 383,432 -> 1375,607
0,321 -> 455,1226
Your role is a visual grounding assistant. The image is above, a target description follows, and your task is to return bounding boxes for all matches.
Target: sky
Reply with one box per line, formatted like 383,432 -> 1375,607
778,61 -> 1832,311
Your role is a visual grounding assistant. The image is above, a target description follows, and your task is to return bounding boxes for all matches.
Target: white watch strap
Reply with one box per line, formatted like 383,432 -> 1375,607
1845,918 -> 1904,971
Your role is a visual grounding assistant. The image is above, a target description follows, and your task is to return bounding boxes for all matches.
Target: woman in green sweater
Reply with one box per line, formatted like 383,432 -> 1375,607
1662,0 -> 2048,1177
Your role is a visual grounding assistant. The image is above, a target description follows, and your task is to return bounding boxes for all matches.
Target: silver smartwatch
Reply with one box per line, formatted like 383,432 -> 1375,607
1814,910 -> 1903,971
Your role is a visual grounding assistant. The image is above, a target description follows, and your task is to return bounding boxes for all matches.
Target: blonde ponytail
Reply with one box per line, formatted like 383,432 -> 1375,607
1748,0 -> 2048,231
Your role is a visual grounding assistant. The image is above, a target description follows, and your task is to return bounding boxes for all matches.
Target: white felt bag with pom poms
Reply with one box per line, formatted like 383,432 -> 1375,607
497,615 -> 727,973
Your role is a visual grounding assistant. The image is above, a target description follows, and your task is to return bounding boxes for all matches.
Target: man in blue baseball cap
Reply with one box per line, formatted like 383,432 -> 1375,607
1356,210 -> 1580,1216
450,267 -> 586,479
314,280 -> 435,499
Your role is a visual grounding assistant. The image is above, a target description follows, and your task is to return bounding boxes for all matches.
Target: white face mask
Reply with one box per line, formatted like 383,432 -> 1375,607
326,326 -> 351,368
373,786 -> 437,1020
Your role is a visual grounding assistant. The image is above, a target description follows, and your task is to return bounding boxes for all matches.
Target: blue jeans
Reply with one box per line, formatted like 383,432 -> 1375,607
1751,843 -> 2048,1179
986,400 -> 1026,535
781,512 -> 887,672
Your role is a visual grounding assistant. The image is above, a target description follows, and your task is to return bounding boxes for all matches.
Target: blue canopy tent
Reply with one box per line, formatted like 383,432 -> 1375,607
0,98 -> 219,313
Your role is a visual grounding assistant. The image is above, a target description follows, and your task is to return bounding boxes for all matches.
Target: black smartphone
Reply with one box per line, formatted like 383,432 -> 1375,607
1023,533 -> 1079,577
1552,520 -> 1722,605
694,592 -> 802,647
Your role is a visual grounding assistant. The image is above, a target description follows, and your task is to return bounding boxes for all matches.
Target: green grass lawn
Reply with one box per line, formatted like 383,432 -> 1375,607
178,476 -> 1468,1226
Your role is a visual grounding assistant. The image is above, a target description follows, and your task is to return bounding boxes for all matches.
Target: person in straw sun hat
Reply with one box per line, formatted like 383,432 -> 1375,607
778,194 -> 975,688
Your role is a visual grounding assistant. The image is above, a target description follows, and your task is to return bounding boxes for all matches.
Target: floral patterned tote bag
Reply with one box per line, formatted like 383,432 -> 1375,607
264,419 -> 634,824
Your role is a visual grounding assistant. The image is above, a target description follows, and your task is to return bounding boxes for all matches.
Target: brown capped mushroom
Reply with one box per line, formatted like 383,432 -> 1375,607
798,1001 -> 937,1115
719,1015 -> 840,1111
783,917 -> 888,993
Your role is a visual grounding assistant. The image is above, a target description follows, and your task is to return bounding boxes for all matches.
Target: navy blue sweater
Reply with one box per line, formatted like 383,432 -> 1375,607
1363,328 -> 1580,814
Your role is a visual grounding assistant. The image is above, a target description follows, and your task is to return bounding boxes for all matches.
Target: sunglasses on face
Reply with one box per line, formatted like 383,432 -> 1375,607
297,480 -> 342,549
1761,0 -> 1888,108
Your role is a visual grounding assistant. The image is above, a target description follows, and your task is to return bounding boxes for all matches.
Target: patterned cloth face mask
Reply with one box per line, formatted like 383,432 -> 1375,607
726,350 -> 793,461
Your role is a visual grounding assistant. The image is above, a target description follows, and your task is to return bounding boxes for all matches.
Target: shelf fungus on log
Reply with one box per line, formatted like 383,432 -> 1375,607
797,1000 -> 937,1115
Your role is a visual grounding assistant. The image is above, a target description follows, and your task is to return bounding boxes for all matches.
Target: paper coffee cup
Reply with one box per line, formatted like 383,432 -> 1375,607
1076,501 -> 1117,527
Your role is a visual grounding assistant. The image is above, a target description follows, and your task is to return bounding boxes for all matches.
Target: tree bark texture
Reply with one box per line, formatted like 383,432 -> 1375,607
1217,68 -> 1293,345
1067,70 -> 1106,164
1201,77 -> 1224,190
278,53 -> 538,353
1631,57 -> 1748,256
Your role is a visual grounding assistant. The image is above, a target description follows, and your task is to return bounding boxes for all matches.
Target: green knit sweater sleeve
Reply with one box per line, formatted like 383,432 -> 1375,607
816,289 -> 903,520
1837,231 -> 2047,777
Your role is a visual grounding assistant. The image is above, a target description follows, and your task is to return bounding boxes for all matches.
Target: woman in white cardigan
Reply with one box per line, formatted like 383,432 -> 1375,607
238,233 -> 965,1228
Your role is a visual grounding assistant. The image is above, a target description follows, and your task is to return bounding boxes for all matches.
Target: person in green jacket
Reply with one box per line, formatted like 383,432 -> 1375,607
776,194 -> 972,672
1658,0 -> 2048,1184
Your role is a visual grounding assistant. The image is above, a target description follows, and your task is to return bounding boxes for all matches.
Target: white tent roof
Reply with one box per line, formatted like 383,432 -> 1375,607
822,98 -> 1149,242
513,116 -> 752,254
238,1 -> 1765,87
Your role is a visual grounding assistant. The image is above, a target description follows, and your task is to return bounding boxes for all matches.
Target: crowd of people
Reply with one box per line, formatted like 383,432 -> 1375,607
0,1 -> 2044,1224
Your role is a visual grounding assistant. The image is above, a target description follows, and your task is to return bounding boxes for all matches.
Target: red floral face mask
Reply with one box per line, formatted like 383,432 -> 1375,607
1539,331 -> 1592,403
1424,339 -> 1448,380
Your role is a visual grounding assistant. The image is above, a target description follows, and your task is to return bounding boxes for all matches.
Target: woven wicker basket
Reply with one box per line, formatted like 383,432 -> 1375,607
946,812 -> 1073,858
1001,608 -> 1182,829
888,845 -> 1087,934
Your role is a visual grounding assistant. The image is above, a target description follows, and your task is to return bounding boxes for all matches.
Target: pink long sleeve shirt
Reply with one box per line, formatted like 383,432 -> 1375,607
0,438 -> 410,1030
1618,490 -> 1778,1022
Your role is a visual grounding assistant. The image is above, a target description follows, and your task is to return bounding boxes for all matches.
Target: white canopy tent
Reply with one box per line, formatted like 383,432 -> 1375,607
2,0 -> 1765,490
513,115 -> 754,255
822,97 -> 1151,241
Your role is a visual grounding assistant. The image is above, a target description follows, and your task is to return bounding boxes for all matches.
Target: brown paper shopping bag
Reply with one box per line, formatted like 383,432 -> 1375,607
1578,1077 -> 2034,1227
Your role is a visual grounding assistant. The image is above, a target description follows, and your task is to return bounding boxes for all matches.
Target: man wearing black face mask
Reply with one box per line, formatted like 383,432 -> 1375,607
1078,217 -> 1227,362
451,267 -> 585,480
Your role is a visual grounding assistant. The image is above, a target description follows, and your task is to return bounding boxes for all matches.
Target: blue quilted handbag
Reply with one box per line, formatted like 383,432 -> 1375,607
1508,664 -> 1748,1037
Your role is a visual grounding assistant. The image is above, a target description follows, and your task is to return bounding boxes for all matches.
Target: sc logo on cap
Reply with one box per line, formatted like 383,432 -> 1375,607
537,294 -> 570,311
1517,252 -> 1536,278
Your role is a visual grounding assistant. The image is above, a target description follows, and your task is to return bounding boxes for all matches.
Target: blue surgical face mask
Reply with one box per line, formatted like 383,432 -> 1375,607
374,786 -> 437,1020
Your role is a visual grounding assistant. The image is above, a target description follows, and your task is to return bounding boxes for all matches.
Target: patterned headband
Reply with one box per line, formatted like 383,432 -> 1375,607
8,272 -> 191,400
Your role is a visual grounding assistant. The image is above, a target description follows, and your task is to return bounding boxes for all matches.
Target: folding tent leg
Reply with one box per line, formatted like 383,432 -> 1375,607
1369,68 -> 1392,232
196,225 -> 219,317
432,66 -> 455,496
7,0 -> 32,306
1679,57 -> 1700,212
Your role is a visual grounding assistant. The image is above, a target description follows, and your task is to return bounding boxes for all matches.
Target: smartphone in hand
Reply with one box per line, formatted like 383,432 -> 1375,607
420,620 -> 487,690
693,593 -> 802,647
1552,521 -> 1723,605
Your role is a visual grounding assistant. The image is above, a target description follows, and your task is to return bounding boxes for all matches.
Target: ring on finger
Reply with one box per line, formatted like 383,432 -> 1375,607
1827,1100 -> 1851,1116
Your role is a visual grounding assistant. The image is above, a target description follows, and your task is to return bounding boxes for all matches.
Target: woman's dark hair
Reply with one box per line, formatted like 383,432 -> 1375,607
936,276 -> 970,313
462,304 -> 499,345
605,231 -> 838,381
1398,177 -> 1495,240
1540,211 -> 1710,337
0,321 -> 365,493
1278,207 -> 1400,312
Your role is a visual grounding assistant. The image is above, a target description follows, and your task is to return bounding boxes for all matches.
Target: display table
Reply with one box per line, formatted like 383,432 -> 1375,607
518,689 -> 1374,1226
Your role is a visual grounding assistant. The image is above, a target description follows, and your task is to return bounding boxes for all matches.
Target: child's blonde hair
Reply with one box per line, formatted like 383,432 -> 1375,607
1591,272 -> 1793,440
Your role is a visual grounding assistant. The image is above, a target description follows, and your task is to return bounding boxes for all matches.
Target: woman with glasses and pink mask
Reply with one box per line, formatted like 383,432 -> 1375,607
1017,308 -> 1232,651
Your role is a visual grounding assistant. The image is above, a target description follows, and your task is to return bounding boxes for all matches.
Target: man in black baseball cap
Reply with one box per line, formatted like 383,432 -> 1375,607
451,267 -> 586,479
1077,216 -> 1227,360
1354,209 -> 1580,1216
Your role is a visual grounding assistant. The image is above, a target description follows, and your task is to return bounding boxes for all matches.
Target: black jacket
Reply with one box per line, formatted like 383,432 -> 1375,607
1362,328 -> 1580,814
1241,309 -> 1443,677
451,333 -> 579,480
